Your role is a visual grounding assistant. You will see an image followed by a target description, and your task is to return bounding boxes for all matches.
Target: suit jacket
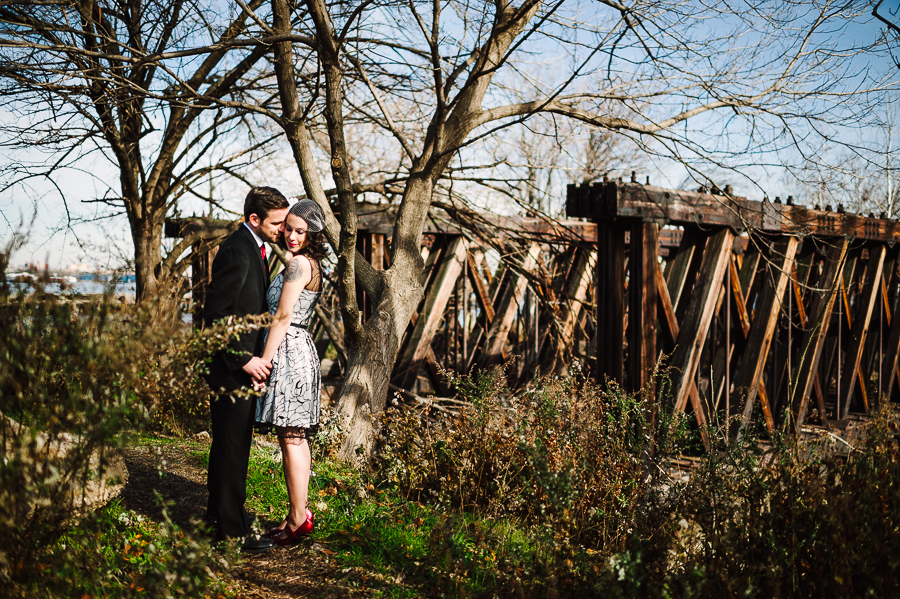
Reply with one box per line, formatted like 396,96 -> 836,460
203,224 -> 270,392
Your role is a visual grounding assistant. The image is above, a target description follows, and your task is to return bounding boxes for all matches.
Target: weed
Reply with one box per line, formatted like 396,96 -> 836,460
6,497 -> 232,598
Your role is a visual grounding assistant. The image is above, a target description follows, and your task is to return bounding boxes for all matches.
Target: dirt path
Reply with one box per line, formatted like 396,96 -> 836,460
120,440 -> 373,599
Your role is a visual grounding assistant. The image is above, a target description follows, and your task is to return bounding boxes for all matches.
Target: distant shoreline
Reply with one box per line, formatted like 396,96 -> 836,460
5,279 -> 137,297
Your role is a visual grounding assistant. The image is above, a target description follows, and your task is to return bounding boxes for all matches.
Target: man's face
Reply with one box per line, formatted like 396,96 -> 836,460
251,207 -> 288,244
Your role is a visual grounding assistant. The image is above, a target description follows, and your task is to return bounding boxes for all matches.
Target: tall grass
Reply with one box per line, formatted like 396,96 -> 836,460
7,498 -> 233,599
602,406 -> 900,598
367,367 -> 900,597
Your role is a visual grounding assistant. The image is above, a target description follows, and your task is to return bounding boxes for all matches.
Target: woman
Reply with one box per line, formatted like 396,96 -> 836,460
255,198 -> 327,546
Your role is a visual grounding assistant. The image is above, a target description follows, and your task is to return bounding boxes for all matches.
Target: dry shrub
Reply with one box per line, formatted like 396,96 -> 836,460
0,280 -> 261,592
602,406 -> 900,598
374,366 -> 666,550
375,363 -> 900,597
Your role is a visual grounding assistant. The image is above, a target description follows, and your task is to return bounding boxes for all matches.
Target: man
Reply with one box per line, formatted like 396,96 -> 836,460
203,186 -> 289,553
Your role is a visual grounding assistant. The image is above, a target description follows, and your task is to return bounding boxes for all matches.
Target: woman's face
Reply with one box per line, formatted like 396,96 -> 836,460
284,214 -> 310,254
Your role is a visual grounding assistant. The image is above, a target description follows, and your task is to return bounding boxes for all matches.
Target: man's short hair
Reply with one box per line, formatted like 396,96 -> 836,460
244,186 -> 289,222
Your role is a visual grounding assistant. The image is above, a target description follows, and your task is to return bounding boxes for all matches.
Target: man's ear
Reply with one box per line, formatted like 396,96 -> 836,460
247,213 -> 261,228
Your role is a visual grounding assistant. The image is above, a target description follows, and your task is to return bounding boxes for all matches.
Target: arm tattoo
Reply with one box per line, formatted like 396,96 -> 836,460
284,260 -> 301,283
284,258 -> 303,282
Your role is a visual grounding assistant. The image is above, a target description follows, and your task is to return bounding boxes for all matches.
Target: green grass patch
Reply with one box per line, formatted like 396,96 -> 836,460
240,441 -> 557,598
127,432 -> 189,447
10,498 -> 234,599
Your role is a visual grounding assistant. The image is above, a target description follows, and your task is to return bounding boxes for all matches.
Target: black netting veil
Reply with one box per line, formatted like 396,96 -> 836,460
288,199 -> 325,232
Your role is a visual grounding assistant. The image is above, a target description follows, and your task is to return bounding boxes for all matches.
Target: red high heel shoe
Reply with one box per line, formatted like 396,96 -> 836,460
272,509 -> 314,546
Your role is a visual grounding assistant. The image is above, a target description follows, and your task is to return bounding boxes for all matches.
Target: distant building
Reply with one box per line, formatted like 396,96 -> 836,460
66,263 -> 93,272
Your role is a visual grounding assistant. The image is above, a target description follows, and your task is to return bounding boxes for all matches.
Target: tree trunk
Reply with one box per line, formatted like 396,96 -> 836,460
335,265 -> 423,464
132,214 -> 163,301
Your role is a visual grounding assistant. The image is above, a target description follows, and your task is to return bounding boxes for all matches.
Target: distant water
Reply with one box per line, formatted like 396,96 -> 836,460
8,280 -> 137,297
7,279 -> 195,323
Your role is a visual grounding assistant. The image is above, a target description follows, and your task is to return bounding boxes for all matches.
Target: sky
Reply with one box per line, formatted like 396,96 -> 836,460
1,0 -> 898,272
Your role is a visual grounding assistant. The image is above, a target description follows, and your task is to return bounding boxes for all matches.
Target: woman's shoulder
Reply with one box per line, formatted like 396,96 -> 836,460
287,254 -> 313,269
284,254 -> 312,282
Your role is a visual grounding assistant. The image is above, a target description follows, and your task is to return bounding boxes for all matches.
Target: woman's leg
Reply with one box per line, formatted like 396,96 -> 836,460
279,427 -> 311,528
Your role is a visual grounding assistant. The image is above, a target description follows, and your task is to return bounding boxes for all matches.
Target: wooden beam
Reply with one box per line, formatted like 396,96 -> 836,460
835,255 -> 868,412
656,260 -> 679,348
467,250 -> 495,325
561,248 -> 597,342
666,228 -> 706,322
567,181 -> 900,243
669,228 -> 735,415
769,244 -> 816,420
628,222 -> 659,394
165,217 -> 239,239
464,257 -> 508,371
756,383 -> 775,433
595,220 -> 626,385
863,259 -> 895,402
576,182 -> 755,230
785,239 -> 848,431
882,257 -> 900,400
711,256 -> 752,412
358,200 -> 600,240
839,244 -> 887,417
419,242 -> 443,286
655,260 -> 711,450
729,256 -> 753,338
479,242 -> 541,368
398,237 -> 468,370
738,247 -> 762,313
732,236 -> 800,437
818,252 -> 859,418
371,233 -> 386,270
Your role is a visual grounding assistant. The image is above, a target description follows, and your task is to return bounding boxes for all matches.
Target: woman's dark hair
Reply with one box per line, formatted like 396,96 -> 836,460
301,231 -> 329,262
244,186 -> 289,222
278,229 -> 329,262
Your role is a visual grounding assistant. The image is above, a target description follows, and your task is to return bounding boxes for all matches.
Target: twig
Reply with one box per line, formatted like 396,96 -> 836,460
388,384 -> 462,414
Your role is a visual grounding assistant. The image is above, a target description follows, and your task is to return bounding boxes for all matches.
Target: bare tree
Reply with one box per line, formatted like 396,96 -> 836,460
0,1 -> 893,462
250,0 -> 895,461
0,0 -> 280,298
784,93 -> 900,216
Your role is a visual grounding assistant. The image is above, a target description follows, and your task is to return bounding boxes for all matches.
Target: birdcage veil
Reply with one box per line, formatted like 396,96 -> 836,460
288,199 -> 325,232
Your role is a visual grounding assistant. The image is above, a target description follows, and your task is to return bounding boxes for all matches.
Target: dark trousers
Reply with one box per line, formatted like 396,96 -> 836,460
207,393 -> 254,539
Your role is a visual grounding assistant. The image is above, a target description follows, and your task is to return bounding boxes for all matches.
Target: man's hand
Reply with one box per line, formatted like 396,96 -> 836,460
241,356 -> 272,382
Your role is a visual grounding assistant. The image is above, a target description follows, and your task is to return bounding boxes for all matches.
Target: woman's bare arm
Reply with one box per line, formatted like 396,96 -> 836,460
262,256 -> 312,364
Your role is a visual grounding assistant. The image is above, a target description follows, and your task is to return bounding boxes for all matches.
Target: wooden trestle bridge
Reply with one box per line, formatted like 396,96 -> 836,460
169,179 -> 900,444
568,179 -> 900,445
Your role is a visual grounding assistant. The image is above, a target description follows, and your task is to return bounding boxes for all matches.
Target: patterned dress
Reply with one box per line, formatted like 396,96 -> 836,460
255,269 -> 321,431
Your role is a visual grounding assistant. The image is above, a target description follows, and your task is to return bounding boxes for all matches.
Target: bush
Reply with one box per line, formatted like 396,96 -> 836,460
374,367 -> 673,551
7,498 -> 232,599
0,277 -> 260,593
603,406 -> 900,598
374,365 -> 900,597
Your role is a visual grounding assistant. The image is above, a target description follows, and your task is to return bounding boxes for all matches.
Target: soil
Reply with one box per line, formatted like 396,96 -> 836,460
119,439 -> 374,599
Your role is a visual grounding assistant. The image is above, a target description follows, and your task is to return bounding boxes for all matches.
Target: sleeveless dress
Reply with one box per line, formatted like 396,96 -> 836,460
255,268 -> 322,431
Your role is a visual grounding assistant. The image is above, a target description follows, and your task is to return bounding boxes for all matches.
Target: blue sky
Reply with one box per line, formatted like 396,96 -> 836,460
1,0 -> 898,270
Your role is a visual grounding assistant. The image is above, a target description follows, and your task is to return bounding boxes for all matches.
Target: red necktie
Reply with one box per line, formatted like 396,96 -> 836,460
260,245 -> 266,262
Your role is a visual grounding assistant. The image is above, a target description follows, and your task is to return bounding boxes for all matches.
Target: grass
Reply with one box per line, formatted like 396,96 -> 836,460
11,406 -> 900,599
240,437 -> 553,598
10,497 -> 234,599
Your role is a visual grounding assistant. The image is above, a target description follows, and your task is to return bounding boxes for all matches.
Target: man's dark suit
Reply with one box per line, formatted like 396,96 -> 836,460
203,224 -> 269,539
